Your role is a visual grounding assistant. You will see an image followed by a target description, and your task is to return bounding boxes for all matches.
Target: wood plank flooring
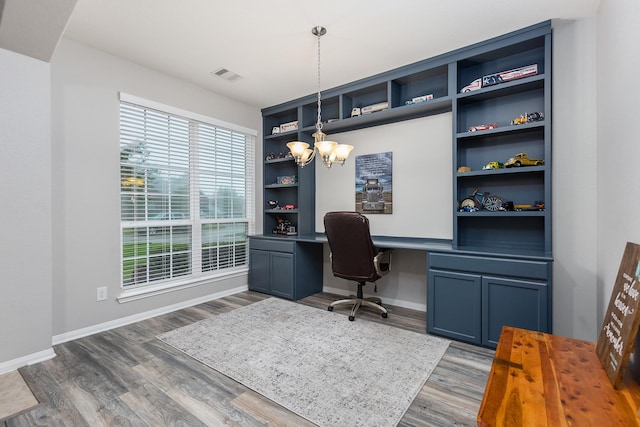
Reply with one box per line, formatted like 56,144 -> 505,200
4,291 -> 494,426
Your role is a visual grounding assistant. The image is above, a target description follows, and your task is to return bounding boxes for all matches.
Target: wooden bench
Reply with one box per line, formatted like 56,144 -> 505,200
477,326 -> 640,426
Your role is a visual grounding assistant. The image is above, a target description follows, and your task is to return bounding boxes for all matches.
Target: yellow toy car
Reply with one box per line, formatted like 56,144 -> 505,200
482,161 -> 504,170
505,152 -> 544,168
511,112 -> 544,125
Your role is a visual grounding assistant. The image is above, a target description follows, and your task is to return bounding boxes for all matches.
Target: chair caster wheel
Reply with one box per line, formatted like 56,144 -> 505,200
381,312 -> 388,318
348,315 -> 355,321
328,306 -> 334,312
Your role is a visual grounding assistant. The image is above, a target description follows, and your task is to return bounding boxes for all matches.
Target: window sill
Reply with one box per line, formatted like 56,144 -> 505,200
117,267 -> 248,303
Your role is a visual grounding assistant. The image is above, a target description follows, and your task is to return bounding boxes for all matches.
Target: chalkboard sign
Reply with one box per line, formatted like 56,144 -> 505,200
597,242 -> 640,389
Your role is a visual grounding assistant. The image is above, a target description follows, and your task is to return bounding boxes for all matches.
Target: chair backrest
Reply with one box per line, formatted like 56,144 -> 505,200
324,211 -> 379,282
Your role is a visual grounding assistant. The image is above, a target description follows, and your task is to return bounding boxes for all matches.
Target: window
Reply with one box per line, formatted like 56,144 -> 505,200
119,94 -> 255,292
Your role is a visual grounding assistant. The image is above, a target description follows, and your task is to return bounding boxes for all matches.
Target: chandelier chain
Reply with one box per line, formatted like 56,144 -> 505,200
316,28 -> 322,131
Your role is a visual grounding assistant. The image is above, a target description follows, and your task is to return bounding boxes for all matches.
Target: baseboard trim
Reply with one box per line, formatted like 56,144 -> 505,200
322,286 -> 427,312
52,285 -> 248,345
0,348 -> 57,375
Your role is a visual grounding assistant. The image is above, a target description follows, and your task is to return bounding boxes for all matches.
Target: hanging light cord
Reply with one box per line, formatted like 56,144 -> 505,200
316,28 -> 322,132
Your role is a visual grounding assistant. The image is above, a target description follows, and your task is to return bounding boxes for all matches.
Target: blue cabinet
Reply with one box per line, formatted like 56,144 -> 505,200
428,270 -> 482,344
482,276 -> 548,347
427,252 -> 551,348
248,236 -> 322,300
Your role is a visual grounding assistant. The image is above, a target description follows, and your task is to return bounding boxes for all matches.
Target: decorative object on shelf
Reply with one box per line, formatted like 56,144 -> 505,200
273,216 -> 297,235
460,64 -> 538,93
361,101 -> 389,115
405,94 -> 433,105
286,26 -> 354,168
267,200 -> 279,209
457,166 -> 471,173
482,161 -> 504,170
271,127 -> 280,135
276,175 -> 297,185
279,121 -> 298,133
459,188 -> 503,212
468,124 -> 498,132
504,152 -> 544,168
511,111 -> 544,125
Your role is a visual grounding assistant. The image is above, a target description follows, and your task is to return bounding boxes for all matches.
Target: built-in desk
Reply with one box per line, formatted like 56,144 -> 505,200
248,233 -> 553,348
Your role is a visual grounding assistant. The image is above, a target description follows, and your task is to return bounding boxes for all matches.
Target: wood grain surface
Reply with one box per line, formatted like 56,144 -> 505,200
478,326 -> 640,426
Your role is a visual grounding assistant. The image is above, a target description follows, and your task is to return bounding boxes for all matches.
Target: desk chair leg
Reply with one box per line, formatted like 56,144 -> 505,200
327,281 -> 388,321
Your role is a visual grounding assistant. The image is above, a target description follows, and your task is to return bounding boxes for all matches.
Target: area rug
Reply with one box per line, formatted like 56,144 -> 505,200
158,298 -> 450,427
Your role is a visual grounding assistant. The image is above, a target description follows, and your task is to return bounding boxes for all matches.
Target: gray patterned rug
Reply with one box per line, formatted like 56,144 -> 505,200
158,298 -> 450,427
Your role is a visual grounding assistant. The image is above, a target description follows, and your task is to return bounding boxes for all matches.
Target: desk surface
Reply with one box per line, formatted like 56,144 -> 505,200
253,233 -> 553,261
477,326 -> 640,426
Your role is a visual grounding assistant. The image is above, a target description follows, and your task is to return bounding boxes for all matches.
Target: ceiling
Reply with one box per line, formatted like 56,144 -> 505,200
3,0 -> 600,109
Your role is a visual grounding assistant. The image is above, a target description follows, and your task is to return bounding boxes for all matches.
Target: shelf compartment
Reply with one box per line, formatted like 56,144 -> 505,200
301,95 -> 339,128
457,215 -> 545,251
457,171 -> 545,208
457,36 -> 546,93
456,86 -> 544,133
390,65 -> 448,108
456,128 -> 545,172
263,107 -> 298,136
340,82 -> 388,119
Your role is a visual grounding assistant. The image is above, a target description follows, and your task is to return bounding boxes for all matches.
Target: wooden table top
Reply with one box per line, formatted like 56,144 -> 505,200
477,326 -> 640,426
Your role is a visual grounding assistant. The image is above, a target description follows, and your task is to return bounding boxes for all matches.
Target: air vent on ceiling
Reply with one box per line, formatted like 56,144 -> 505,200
211,68 -> 242,81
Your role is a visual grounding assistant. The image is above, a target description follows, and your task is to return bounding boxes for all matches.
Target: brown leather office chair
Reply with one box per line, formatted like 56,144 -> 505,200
324,211 -> 391,321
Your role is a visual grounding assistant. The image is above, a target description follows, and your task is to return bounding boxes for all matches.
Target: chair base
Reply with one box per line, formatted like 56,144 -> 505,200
327,281 -> 388,321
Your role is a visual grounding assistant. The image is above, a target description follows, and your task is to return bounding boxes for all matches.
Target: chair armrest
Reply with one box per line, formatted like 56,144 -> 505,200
373,249 -> 392,276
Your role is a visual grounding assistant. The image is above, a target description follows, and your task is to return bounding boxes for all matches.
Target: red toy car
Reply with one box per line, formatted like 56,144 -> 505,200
468,124 -> 498,132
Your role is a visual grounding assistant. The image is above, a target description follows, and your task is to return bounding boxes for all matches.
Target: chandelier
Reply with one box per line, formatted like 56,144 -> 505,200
287,26 -> 353,168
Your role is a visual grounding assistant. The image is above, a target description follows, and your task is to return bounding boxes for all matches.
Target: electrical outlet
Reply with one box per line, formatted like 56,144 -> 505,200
96,287 -> 107,301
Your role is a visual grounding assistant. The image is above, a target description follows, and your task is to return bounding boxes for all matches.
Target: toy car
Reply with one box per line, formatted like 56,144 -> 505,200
511,112 -> 544,125
505,152 -> 544,168
468,124 -> 498,132
482,161 -> 504,170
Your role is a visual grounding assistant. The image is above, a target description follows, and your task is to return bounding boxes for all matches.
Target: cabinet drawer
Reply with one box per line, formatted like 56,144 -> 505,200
249,238 -> 295,253
428,253 -> 549,280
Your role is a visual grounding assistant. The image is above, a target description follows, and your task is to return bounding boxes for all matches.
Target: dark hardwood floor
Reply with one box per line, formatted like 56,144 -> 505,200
5,291 -> 494,426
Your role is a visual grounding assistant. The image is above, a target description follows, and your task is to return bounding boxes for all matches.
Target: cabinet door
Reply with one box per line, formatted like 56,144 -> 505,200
428,269 -> 482,344
269,251 -> 295,299
482,276 -> 548,348
248,249 -> 270,294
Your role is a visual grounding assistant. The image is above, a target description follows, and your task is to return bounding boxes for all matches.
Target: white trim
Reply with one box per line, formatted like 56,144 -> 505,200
0,348 -> 56,375
117,269 -> 248,303
52,285 -> 248,345
322,285 -> 427,312
119,92 -> 258,136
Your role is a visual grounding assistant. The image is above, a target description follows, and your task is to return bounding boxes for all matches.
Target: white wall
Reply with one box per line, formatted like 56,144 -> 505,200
50,38 -> 262,336
596,0 -> 640,330
315,114 -> 453,239
0,48 -> 54,366
552,18 -> 599,340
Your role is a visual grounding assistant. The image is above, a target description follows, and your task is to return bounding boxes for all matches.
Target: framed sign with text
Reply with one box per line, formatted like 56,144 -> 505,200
596,242 -> 640,389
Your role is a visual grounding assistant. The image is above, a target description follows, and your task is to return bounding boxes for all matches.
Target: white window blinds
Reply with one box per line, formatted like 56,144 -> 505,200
119,94 -> 255,289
